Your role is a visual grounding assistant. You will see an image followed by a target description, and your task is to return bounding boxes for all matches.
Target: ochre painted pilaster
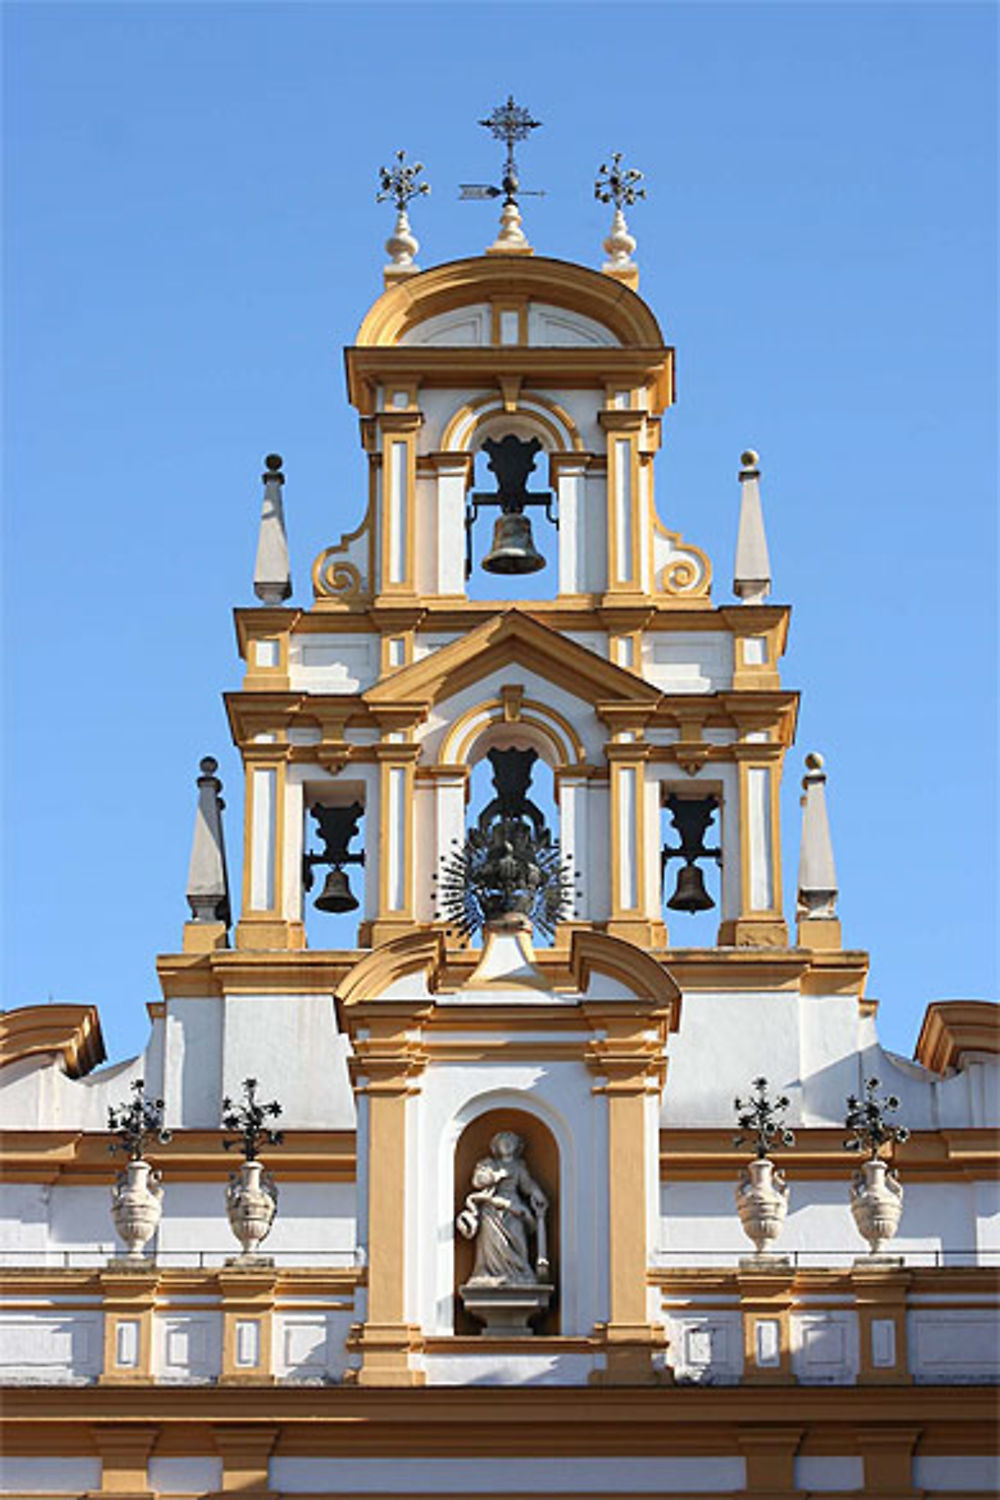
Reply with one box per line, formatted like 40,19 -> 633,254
98,1268 -> 157,1386
219,1267 -> 277,1385
351,1016 -> 425,1386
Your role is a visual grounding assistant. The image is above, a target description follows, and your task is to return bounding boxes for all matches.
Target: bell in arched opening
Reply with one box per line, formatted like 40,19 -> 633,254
467,433 -> 555,578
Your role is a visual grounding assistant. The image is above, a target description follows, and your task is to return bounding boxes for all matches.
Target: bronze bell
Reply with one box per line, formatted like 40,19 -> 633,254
314,867 -> 359,914
667,863 -> 715,913
482,512 -> 545,575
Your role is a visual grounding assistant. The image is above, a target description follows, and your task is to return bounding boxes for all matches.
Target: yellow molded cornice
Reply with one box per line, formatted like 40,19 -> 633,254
0,1129 -> 356,1185
0,1004 -> 105,1079
1,1381 -> 993,1455
914,999 -> 1000,1074
4,1125 -> 996,1187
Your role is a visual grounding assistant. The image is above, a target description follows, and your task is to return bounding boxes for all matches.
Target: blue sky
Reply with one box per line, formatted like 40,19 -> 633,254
3,2 -> 996,1064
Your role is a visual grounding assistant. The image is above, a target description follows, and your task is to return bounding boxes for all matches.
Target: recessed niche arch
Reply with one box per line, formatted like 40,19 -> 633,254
452,1106 -> 561,1335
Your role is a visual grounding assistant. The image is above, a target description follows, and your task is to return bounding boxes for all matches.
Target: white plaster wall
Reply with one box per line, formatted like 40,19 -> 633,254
527,306 -> 621,348
795,1456 -> 864,1492
399,305 -> 491,347
0,1309 -> 103,1383
219,995 -> 353,1129
0,1457 -> 102,1493
0,1051 -> 147,1133
416,389 -> 492,451
664,1308 -> 743,1384
661,992 -> 804,1126
421,1351 -> 597,1386
791,1309 -> 859,1383
274,1307 -> 354,1382
2,1180 -> 357,1267
913,1455 -> 1000,1491
910,1306 -> 1000,1382
155,1310 -> 222,1382
164,997 -> 223,1128
148,1457 -> 223,1495
659,1179 -> 981,1264
271,1456 -> 745,1494
642,633 -> 734,694
0,1185 -> 50,1259
287,633 -> 378,693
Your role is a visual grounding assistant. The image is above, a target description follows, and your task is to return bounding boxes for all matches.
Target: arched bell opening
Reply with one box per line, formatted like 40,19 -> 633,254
659,779 -> 724,948
300,778 -> 369,950
463,415 -> 559,604
452,1106 -> 560,1336
434,720 -> 575,949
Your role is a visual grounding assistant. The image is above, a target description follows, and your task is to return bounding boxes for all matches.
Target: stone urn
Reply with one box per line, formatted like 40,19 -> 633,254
850,1158 -> 903,1256
110,1158 -> 163,1260
736,1157 -> 789,1256
226,1160 -> 278,1261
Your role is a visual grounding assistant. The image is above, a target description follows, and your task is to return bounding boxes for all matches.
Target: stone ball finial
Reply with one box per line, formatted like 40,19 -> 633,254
740,449 -> 760,470
264,453 -> 283,472
805,751 -> 824,771
199,756 -> 219,777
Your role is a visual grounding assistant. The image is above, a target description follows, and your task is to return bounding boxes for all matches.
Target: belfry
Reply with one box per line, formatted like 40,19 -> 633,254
1,104 -> 997,1500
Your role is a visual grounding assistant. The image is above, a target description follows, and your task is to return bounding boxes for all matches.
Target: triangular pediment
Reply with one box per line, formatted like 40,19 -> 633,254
363,610 -> 658,712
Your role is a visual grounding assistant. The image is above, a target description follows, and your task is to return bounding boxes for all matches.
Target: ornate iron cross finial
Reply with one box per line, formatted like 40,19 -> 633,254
594,151 -> 646,210
376,149 -> 430,212
461,96 -> 543,206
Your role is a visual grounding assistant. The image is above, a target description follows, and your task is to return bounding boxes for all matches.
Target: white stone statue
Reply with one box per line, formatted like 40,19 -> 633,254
457,1131 -> 549,1286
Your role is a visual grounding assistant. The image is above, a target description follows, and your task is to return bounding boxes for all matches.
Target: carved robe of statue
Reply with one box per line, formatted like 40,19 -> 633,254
456,1130 -> 549,1286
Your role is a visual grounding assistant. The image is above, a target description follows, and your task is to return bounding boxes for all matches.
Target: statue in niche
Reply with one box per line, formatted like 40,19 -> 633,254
457,1130 -> 550,1285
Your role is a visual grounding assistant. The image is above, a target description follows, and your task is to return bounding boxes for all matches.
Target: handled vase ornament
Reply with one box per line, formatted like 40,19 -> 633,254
110,1158 -> 163,1260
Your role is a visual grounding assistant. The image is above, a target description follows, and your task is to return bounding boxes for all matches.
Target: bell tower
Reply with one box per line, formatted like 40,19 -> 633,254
229,246 -> 794,957
194,109 -> 830,1386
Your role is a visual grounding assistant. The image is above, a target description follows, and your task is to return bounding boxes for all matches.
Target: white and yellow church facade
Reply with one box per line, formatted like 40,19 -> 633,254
1,164 -> 998,1500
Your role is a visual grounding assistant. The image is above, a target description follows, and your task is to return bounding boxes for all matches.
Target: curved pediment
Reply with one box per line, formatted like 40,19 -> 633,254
355,256 -> 665,351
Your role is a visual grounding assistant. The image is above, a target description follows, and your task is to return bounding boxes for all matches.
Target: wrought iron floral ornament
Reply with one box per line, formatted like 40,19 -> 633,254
595,151 -> 645,280
433,747 -> 575,941
376,150 -> 430,274
844,1078 -> 910,1160
107,1079 -> 172,1161
376,149 -> 430,212
733,1077 -> 795,1159
221,1078 -> 284,1162
594,152 -> 646,210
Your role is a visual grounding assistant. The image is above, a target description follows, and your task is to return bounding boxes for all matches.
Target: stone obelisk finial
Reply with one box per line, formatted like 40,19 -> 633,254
595,152 -> 645,291
377,149 -> 430,287
796,752 -> 842,950
733,450 -> 772,604
184,756 -> 231,953
253,454 -> 292,605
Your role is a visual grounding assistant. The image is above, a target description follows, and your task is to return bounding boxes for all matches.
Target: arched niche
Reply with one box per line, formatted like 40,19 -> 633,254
453,1106 -> 560,1336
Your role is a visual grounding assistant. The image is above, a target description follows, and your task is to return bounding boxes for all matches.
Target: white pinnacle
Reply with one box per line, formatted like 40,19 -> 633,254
733,449 -> 772,603
186,756 -> 231,928
796,752 -> 839,920
253,454 -> 292,605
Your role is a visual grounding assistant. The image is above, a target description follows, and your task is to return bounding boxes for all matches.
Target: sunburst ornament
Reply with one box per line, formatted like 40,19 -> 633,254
432,748 -> 576,941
